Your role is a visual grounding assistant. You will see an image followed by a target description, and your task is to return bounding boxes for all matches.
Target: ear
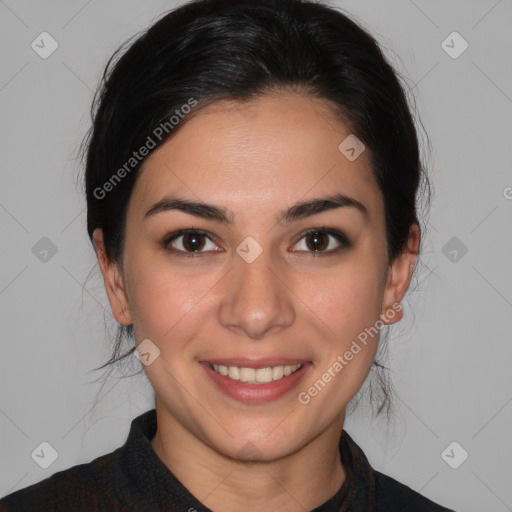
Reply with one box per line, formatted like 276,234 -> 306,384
380,223 -> 420,325
93,228 -> 132,326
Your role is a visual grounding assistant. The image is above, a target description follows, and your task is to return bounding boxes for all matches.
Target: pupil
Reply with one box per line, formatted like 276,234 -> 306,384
184,233 -> 204,251
307,232 -> 327,251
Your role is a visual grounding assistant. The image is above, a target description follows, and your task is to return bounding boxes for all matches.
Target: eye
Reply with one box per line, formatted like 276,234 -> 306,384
164,229 -> 220,255
290,228 -> 350,254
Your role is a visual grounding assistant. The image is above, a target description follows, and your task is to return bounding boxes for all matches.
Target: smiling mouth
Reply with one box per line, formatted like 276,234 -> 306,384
208,363 -> 304,384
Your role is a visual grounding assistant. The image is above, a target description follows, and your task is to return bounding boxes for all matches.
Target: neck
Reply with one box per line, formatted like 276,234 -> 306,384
150,407 -> 346,512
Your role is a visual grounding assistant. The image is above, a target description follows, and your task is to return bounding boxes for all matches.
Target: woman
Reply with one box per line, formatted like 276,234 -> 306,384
0,0 -> 456,510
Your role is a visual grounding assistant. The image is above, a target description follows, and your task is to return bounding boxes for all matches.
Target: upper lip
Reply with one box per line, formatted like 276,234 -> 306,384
202,358 -> 310,368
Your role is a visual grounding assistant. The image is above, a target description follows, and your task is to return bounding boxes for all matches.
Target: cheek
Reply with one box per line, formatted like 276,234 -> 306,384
295,264 -> 384,414
293,258 -> 384,339
125,258 -> 217,342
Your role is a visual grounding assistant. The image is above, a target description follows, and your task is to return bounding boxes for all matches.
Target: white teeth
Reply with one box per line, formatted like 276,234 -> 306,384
211,364 -> 303,384
228,366 -> 240,380
272,366 -> 284,380
239,367 -> 255,383
255,367 -> 273,383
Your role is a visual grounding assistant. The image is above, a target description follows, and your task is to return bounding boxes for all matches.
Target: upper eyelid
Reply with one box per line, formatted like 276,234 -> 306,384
165,228 -> 220,246
292,227 -> 348,242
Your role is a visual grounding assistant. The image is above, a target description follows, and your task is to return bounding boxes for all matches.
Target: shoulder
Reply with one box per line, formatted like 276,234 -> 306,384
0,409 -> 160,512
374,470 -> 456,512
0,447 -> 125,512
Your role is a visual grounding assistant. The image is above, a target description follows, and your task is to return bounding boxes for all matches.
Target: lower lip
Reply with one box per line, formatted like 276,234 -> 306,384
201,362 -> 312,404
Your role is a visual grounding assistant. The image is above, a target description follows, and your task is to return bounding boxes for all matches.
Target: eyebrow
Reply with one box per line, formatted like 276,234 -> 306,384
144,193 -> 368,224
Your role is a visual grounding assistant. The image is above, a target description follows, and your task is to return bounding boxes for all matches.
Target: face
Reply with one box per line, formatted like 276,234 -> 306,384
95,92 -> 417,462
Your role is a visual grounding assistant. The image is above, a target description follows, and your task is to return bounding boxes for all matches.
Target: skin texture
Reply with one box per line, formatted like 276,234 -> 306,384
93,92 -> 419,512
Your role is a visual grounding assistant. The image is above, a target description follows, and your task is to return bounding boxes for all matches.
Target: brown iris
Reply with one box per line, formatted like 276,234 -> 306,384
305,232 -> 328,251
182,233 -> 206,251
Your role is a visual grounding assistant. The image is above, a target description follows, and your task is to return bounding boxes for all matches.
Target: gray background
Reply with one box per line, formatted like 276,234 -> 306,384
1,1 -> 511,510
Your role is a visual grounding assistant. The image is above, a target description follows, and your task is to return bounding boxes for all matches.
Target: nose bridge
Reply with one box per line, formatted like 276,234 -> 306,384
235,250 -> 276,301
218,246 -> 295,338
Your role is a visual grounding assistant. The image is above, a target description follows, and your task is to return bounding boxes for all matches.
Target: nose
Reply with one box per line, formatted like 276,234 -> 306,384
218,251 -> 296,340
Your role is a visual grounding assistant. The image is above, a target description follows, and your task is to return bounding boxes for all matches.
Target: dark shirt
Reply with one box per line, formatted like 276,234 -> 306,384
0,409 -> 455,511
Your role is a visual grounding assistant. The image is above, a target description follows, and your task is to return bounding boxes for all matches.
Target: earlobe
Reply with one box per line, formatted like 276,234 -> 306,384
92,228 -> 132,326
380,223 -> 420,326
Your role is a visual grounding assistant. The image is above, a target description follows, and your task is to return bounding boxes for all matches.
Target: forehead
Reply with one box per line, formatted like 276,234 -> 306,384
129,92 -> 383,222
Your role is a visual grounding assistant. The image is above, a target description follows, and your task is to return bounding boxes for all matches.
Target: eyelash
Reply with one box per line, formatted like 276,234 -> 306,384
162,227 -> 351,258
